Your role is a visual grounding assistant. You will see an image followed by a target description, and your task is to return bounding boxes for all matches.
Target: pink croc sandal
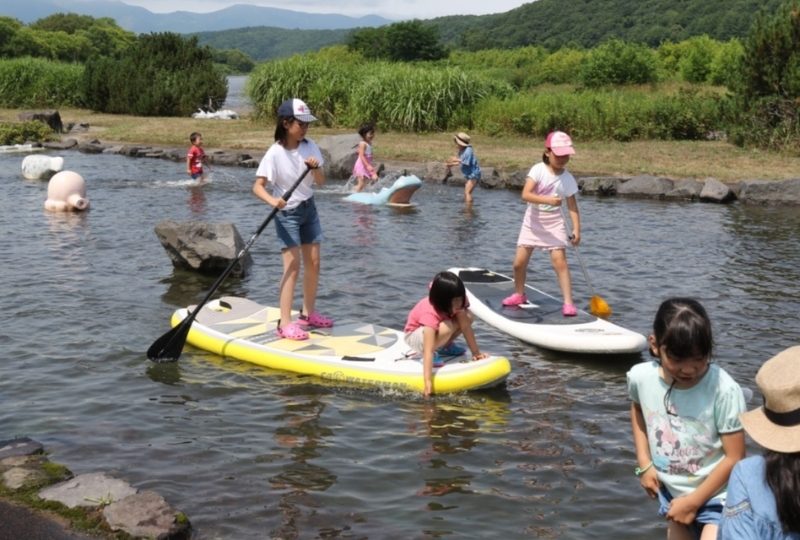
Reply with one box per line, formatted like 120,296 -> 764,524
297,311 -> 334,328
276,322 -> 309,341
562,303 -> 578,317
502,293 -> 528,306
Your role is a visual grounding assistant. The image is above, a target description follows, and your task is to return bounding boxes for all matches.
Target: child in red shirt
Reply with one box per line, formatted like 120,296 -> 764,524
187,132 -> 211,182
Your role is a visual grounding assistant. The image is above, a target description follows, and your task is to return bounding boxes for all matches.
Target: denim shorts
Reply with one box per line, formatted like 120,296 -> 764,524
658,486 -> 723,540
274,197 -> 324,249
191,172 -> 203,180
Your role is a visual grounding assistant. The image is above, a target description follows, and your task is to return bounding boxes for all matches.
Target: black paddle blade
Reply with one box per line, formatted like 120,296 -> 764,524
147,321 -> 192,363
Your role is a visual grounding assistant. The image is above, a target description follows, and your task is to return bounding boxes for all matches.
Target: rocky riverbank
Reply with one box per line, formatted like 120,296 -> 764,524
37,131 -> 800,206
0,437 -> 190,540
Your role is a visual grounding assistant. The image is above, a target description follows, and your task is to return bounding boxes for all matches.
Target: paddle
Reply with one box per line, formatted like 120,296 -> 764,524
147,166 -> 312,363
560,204 -> 612,317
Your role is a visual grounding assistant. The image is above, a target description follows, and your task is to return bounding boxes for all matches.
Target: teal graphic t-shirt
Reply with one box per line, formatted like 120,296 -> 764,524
627,361 -> 746,501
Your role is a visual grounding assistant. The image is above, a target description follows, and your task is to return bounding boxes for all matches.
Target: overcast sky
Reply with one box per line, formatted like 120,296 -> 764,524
117,0 -> 532,19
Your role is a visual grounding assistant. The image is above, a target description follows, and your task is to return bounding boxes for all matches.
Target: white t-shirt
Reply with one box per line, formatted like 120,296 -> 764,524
255,139 -> 324,210
526,162 -> 579,212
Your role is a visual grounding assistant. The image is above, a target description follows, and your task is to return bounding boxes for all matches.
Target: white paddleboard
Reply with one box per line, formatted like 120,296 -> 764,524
449,268 -> 647,354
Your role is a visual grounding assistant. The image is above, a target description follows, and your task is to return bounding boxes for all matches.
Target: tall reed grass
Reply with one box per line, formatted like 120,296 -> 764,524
475,85 -> 723,141
246,55 -> 513,131
0,58 -> 85,108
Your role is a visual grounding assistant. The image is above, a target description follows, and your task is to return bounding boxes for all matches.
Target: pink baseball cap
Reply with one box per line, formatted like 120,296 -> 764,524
545,131 -> 575,156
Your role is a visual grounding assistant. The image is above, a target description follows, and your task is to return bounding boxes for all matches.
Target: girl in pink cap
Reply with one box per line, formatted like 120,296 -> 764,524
502,131 -> 581,316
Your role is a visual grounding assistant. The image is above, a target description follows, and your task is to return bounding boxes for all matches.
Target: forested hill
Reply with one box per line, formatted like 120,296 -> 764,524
194,0 -> 788,61
431,0 -> 788,49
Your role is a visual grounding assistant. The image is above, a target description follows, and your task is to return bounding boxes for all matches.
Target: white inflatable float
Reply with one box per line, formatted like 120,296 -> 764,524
344,175 -> 423,206
22,155 -> 64,180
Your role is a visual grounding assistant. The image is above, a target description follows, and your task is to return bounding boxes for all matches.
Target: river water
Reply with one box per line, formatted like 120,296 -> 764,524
1,150 -> 798,539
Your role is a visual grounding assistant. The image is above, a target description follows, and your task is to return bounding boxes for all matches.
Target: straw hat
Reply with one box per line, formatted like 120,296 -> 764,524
454,132 -> 471,147
739,345 -> 800,453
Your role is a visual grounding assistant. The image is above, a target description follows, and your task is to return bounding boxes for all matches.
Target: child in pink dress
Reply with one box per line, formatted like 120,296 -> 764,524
352,123 -> 378,192
502,131 -> 582,316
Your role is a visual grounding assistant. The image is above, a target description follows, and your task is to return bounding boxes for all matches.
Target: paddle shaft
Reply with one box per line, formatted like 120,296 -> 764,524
147,166 -> 312,362
560,203 -> 596,297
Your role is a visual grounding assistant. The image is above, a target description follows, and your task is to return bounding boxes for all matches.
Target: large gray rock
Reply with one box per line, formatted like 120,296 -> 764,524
104,491 -> 190,540
18,110 -> 63,133
154,220 -> 253,277
579,176 -> 625,196
739,178 -> 800,205
426,161 -> 450,183
3,467 -> 48,490
21,155 -> 63,180
699,178 -> 736,204
0,437 -> 43,459
38,472 -> 137,508
42,139 -> 77,150
505,169 -> 529,190
617,175 -> 675,199
479,167 -> 503,189
665,178 -> 704,201
316,133 -> 361,179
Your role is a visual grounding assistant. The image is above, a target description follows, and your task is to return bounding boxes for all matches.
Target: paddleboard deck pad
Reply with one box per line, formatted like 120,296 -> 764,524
171,296 -> 511,393
450,268 -> 647,354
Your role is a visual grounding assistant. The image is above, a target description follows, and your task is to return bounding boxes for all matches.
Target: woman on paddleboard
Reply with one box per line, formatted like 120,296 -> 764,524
404,271 -> 490,397
253,98 -> 333,341
502,131 -> 581,316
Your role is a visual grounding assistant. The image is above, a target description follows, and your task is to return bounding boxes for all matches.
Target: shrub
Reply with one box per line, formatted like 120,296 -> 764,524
581,39 -> 659,87
727,2 -> 800,149
535,48 -> 585,85
82,32 -> 227,116
0,57 -> 84,108
0,120 -> 53,145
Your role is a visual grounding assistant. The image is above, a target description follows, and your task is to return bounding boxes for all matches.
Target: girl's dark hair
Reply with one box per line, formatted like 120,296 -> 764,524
358,123 -> 374,139
542,151 -> 550,165
274,115 -> 293,146
765,450 -> 800,533
651,297 -> 713,361
428,271 -> 467,317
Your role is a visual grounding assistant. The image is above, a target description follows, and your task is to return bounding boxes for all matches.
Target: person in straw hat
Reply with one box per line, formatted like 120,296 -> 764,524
718,345 -> 800,539
446,132 -> 481,203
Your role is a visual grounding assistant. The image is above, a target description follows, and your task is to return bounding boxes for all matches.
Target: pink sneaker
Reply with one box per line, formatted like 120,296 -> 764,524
562,303 -> 577,316
297,311 -> 334,328
276,322 -> 308,341
502,293 -> 528,306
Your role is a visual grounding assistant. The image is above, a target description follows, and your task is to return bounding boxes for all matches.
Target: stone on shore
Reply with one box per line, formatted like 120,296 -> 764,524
38,473 -> 138,508
700,178 -> 737,203
316,133 -> 361,179
0,437 -> 43,459
578,176 -> 625,196
739,178 -> 800,205
616,175 -> 675,199
154,220 -> 254,277
19,110 -> 63,133
103,491 -> 191,540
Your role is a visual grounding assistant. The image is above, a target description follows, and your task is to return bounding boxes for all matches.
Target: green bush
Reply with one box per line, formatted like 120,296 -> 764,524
535,48 -> 585,85
708,39 -> 743,87
473,85 -> 722,141
581,39 -> 659,87
0,120 -> 53,145
0,57 -> 84,108
82,33 -> 227,116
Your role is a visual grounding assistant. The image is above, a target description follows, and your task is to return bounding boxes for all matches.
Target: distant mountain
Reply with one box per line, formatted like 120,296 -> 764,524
3,0 -> 393,33
194,26 -> 350,61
